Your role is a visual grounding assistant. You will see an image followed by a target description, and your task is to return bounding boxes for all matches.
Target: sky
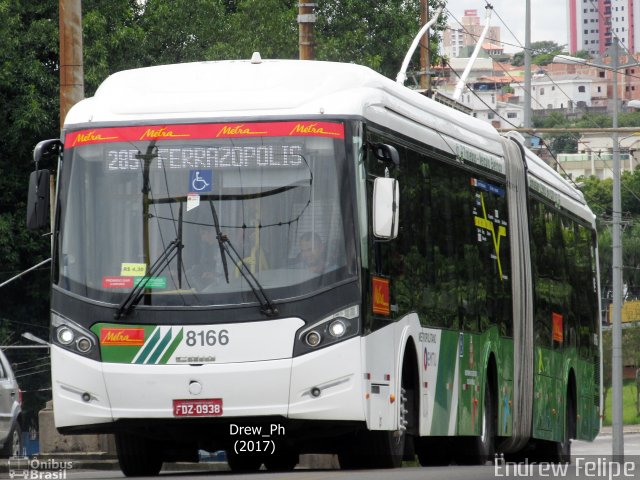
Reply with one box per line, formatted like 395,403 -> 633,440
445,1 -> 568,53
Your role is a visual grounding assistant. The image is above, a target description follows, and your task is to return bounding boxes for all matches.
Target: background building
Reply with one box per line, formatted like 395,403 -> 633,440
568,0 -> 640,56
443,9 -> 501,58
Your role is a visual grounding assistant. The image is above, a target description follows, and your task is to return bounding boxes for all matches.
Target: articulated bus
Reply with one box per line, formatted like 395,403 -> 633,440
27,57 -> 601,475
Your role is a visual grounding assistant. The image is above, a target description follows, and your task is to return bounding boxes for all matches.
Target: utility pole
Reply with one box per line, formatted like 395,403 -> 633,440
420,0 -> 430,91
59,0 -> 84,128
298,2 -> 316,60
610,37 -> 625,460
523,0 -> 532,138
57,0 -> 84,249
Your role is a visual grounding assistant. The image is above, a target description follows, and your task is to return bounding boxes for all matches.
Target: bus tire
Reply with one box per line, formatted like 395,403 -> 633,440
115,432 -> 162,477
226,450 -> 263,472
536,391 -> 574,463
456,379 -> 496,465
370,384 -> 408,468
416,437 -> 453,466
478,380 -> 497,464
263,450 -> 298,471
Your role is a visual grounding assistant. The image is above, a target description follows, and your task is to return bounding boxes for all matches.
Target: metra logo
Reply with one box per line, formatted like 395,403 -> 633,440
215,125 -> 267,137
72,130 -> 118,146
100,328 -> 145,346
140,127 -> 190,140
289,123 -> 340,136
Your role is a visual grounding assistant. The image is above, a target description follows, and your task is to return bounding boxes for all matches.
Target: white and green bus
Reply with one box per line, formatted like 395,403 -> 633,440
27,57 -> 601,475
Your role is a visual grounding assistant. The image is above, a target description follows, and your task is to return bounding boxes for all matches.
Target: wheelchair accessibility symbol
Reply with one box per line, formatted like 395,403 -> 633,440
189,170 -> 213,193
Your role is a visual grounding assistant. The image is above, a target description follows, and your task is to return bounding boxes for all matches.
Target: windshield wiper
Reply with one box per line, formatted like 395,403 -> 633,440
114,237 -> 183,319
208,201 -> 278,317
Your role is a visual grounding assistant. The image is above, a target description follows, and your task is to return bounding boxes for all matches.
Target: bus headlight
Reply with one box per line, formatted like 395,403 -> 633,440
57,327 -> 75,345
51,313 -> 100,361
305,331 -> 322,347
328,319 -> 346,338
294,305 -> 359,356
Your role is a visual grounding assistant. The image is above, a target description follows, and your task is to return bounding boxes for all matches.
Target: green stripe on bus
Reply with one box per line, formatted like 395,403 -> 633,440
158,328 -> 184,365
431,331 -> 458,435
159,328 -> 184,365
134,328 -> 161,364
147,328 -> 174,364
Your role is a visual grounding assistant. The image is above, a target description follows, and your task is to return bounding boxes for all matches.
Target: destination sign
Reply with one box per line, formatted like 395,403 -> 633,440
106,144 -> 305,171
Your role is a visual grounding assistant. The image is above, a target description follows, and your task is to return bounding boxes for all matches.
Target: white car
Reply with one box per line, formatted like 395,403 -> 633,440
0,349 -> 22,457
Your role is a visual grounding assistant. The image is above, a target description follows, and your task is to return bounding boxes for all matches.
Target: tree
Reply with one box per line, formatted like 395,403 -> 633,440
511,40 -> 566,66
315,0 -> 446,79
0,0 -> 59,427
533,112 -> 579,155
82,0 -> 145,96
206,0 -> 298,60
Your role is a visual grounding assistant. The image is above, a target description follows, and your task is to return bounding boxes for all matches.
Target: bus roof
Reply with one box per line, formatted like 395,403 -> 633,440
66,59 -> 501,149
65,58 -> 590,219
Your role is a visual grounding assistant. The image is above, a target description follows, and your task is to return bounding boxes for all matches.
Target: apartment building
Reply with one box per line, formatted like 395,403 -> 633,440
568,0 -> 640,56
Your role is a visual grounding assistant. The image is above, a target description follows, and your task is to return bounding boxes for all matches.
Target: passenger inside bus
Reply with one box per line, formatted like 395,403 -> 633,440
295,232 -> 329,274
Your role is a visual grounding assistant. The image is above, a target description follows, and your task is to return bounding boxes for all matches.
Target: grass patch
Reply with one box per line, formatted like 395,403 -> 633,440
603,379 -> 640,426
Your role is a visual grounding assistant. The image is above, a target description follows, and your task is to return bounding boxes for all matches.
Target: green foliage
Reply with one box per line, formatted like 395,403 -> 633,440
206,0 -> 298,60
619,111 -> 640,127
532,113 -> 579,154
577,169 -> 640,298
511,41 -> 566,67
602,379 -> 640,426
574,50 -> 592,60
0,0 -> 59,428
575,113 -> 612,129
316,0 -> 445,79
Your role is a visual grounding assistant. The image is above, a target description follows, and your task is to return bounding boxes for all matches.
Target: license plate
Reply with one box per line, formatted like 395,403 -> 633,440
173,398 -> 223,417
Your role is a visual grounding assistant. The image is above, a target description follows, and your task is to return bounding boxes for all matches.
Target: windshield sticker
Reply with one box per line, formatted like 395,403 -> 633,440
65,121 -> 345,148
120,263 -> 147,277
189,170 -> 213,193
133,277 -> 167,289
106,145 -> 305,172
102,276 -> 134,289
187,193 -> 200,211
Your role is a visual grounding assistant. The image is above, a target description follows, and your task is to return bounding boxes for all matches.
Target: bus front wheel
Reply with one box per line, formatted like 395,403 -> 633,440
226,449 -> 263,472
115,432 -> 163,477
263,450 -> 299,471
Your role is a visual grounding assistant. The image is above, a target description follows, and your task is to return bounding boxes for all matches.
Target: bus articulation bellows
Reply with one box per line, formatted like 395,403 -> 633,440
27,56 -> 601,475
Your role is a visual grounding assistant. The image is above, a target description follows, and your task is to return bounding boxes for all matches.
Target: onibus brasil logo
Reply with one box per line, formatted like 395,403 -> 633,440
8,455 -> 73,479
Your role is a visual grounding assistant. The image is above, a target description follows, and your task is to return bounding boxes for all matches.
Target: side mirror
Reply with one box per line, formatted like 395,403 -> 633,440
371,143 -> 400,168
26,169 -> 50,230
373,177 -> 399,240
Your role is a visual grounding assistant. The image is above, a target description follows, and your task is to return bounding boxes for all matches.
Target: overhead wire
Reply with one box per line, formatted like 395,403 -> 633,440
442,7 -> 580,185
447,3 -> 640,213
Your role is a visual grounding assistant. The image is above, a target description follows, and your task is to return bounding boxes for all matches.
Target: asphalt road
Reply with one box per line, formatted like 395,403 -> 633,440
9,434 -> 640,480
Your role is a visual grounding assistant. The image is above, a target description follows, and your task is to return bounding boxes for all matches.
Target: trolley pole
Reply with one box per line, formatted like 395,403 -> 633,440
298,2 -> 316,60
419,0 -> 430,91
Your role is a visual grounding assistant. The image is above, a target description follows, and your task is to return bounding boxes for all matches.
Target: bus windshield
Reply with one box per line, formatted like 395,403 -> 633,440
56,121 -> 356,307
